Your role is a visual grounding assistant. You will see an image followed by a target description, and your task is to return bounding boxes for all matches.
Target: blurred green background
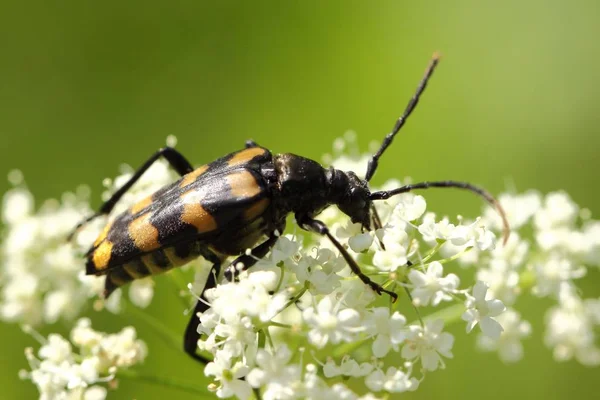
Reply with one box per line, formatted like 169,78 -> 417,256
1,1 -> 599,399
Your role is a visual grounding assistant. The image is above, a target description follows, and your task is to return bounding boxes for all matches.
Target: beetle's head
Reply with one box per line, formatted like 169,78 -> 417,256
329,169 -> 372,230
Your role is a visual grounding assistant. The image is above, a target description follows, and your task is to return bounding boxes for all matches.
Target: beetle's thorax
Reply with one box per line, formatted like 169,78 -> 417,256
273,153 -> 372,227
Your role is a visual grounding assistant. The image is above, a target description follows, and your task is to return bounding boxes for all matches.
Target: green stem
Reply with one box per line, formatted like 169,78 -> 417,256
263,328 -> 275,350
420,242 -> 443,264
126,303 -> 181,352
118,369 -> 210,395
332,337 -> 370,359
281,287 -> 307,312
438,246 -> 473,265
415,303 -> 466,326
267,321 -> 292,329
403,286 -> 424,328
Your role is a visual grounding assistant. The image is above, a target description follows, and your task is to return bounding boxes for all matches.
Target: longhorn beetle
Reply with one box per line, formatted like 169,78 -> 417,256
72,53 -> 509,363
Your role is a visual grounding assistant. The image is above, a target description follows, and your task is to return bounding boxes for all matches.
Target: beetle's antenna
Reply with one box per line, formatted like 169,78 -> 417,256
365,52 -> 441,182
369,180 -> 510,244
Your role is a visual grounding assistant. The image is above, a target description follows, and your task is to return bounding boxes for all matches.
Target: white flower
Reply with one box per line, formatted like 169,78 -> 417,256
336,222 -> 374,253
38,334 -> 73,364
401,319 -> 454,371
449,218 -> 496,251
462,281 -> 506,340
391,194 -> 427,222
302,296 -> 363,348
544,285 -> 600,366
372,227 -> 409,272
408,262 -> 460,307
2,187 -> 34,224
483,191 -> 541,231
21,319 -> 146,399
128,278 -> 155,308
205,351 -> 252,400
1,159 -> 179,326
322,356 -> 373,378
246,345 -> 301,400
418,214 -> 456,244
534,191 -> 579,230
365,365 -> 419,393
531,256 -> 586,298
365,307 -> 407,358
477,309 -> 532,363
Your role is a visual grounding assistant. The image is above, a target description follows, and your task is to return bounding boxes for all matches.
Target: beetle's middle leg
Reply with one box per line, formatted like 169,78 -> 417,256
69,147 -> 194,239
224,233 -> 281,281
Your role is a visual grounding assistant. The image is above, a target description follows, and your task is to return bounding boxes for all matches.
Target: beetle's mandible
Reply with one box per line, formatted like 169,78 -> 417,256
71,53 -> 510,363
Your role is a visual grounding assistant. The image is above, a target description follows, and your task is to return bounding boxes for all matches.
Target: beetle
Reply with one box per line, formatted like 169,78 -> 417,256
72,53 -> 509,363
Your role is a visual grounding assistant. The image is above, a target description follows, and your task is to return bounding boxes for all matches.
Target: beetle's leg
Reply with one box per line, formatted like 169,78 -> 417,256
296,215 -> 398,302
184,232 -> 281,364
184,261 -> 221,364
245,139 -> 260,148
69,147 -> 194,239
224,233 -> 281,282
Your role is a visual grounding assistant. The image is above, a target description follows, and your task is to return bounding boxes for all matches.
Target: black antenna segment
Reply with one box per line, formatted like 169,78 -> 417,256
365,52 -> 441,182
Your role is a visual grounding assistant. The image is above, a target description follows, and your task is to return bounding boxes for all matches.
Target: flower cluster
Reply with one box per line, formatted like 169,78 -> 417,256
1,133 -> 599,399
0,138 -> 180,326
20,319 -> 147,400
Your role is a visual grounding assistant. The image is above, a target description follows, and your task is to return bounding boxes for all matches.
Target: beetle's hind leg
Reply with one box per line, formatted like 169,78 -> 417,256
184,232 -> 281,364
69,147 -> 195,239
184,261 -> 221,363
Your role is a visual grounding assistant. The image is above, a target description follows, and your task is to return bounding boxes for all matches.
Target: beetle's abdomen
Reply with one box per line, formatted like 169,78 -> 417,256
103,239 -> 221,297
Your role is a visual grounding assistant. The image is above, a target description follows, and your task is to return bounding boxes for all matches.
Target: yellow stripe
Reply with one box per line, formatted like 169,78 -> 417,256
180,165 -> 209,188
131,195 -> 153,214
227,147 -> 266,167
226,170 -> 262,198
92,241 -> 113,270
128,213 -> 161,252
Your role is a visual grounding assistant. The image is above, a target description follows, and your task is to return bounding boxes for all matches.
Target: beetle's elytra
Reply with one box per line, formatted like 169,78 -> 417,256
72,53 -> 509,363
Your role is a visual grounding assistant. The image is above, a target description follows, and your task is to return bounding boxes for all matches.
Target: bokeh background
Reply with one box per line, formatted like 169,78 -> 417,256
1,1 -> 599,399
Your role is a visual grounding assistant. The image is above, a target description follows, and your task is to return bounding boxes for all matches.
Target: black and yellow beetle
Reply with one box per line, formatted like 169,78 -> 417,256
72,53 -> 509,363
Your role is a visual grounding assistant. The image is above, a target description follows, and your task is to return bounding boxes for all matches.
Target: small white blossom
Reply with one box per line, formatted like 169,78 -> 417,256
246,345 -> 301,400
365,307 -> 407,358
205,351 -> 252,400
302,296 -> 363,348
401,319 -> 454,371
544,285 -> 600,366
128,278 -> 155,308
418,213 -> 456,244
462,281 -> 506,340
483,191 -> 541,231
408,262 -> 460,307
21,319 -> 146,399
322,356 -> 373,378
477,309 -> 532,363
534,191 -> 579,231
365,365 -> 419,393
531,256 -> 586,298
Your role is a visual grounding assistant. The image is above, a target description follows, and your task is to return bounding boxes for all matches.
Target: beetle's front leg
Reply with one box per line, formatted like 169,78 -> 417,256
296,214 -> 398,302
